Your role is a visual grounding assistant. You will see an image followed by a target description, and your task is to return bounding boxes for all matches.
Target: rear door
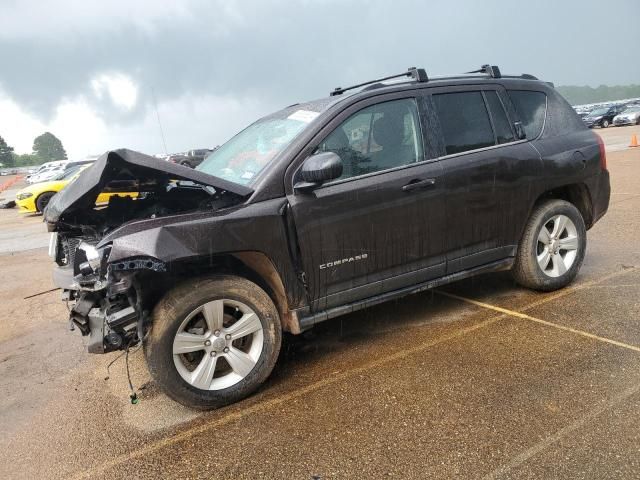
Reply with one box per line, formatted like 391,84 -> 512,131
428,85 -> 542,273
286,93 -> 447,311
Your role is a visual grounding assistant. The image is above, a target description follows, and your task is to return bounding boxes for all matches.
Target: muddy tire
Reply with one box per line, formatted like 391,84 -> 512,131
35,191 -> 56,213
144,275 -> 282,410
511,199 -> 586,292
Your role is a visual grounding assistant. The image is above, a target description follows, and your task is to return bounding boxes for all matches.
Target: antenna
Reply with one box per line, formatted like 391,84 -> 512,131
151,87 -> 168,155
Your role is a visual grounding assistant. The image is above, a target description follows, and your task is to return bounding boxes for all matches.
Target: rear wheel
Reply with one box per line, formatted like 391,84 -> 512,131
35,191 -> 56,212
144,275 -> 282,409
512,200 -> 586,291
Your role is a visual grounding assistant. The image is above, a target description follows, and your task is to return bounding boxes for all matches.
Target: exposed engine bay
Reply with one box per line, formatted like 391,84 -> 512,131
44,149 -> 253,354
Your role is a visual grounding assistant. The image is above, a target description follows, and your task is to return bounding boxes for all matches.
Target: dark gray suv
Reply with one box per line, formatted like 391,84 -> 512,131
44,65 -> 610,409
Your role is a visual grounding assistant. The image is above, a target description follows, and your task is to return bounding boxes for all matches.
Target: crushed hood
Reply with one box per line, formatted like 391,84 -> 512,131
44,149 -> 253,224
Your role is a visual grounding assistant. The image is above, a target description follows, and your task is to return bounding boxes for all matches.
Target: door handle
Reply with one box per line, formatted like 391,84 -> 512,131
402,178 -> 436,192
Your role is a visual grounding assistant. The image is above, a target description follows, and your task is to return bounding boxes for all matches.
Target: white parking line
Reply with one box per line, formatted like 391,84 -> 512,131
482,382 -> 640,479
436,290 -> 640,354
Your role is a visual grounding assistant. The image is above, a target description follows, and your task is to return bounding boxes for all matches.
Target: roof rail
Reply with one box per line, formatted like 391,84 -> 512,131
329,65 -> 541,97
330,67 -> 428,96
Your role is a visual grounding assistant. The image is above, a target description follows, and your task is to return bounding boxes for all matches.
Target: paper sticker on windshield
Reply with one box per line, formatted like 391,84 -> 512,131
287,110 -> 320,123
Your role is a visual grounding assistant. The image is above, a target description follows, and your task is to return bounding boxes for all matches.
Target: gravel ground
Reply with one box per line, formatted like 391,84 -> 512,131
0,126 -> 639,479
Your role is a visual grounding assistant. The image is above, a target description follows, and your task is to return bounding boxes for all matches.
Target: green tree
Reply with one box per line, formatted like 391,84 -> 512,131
0,135 -> 15,167
11,152 -> 42,167
33,132 -> 67,162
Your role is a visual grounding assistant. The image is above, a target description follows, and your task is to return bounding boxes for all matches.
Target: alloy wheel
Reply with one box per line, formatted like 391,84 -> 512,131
536,214 -> 579,278
172,299 -> 264,390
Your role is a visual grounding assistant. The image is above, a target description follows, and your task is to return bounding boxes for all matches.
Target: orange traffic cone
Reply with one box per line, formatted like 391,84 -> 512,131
631,134 -> 639,148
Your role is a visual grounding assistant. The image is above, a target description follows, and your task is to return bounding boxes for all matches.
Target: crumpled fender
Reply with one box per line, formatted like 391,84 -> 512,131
100,197 -> 307,308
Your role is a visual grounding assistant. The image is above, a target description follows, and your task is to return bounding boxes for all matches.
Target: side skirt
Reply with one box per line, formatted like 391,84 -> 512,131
296,258 -> 514,331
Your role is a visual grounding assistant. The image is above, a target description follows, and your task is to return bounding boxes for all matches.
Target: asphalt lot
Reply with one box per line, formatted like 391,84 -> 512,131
1,124 -> 639,479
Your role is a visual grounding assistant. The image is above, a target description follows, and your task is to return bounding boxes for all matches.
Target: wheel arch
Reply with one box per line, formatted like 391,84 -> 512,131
533,183 -> 594,229
155,251 -> 301,334
35,190 -> 57,212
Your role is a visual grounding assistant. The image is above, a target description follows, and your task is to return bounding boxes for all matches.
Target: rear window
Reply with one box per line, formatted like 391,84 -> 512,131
508,90 -> 547,139
433,92 -> 495,155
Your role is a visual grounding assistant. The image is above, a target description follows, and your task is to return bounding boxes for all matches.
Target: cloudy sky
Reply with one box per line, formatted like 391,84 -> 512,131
1,0 -> 638,159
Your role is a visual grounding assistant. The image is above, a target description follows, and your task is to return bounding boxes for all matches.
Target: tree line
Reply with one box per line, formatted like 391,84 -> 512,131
0,132 -> 67,168
557,84 -> 640,106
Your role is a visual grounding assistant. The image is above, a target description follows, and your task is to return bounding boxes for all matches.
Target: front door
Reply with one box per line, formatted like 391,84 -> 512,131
287,96 -> 447,311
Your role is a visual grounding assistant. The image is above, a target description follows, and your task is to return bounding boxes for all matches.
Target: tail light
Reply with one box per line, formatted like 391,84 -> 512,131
596,134 -> 607,171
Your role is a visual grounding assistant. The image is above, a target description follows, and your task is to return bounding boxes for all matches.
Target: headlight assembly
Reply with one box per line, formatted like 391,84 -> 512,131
78,242 -> 110,275
16,192 -> 33,200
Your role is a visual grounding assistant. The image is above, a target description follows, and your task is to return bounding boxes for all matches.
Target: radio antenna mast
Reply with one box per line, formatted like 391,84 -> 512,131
151,87 -> 168,155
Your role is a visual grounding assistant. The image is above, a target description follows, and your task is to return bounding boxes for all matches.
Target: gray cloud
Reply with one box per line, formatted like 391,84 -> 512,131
1,0 -> 639,154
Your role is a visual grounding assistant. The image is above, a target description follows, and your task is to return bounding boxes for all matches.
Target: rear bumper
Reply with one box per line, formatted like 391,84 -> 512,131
591,170 -> 611,226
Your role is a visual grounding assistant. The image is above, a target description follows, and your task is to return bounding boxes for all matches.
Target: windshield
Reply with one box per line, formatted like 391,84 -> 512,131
196,116 -> 313,185
589,108 -> 608,116
623,106 -> 640,113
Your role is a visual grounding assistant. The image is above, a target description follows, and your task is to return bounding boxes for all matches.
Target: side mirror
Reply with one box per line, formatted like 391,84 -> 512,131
295,152 -> 343,192
514,121 -> 526,140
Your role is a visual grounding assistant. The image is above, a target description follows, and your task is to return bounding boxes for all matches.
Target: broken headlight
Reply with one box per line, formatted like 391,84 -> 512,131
77,242 -> 110,275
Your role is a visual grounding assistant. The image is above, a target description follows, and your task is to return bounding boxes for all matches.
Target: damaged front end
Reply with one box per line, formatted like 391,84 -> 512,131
45,149 -> 252,354
50,234 -> 162,353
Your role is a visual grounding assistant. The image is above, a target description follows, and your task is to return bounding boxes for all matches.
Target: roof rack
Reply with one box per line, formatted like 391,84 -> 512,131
330,67 -> 428,96
329,65 -> 539,97
466,64 -> 502,78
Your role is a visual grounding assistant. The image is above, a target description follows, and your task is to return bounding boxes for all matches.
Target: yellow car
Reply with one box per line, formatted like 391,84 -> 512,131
15,166 -> 137,213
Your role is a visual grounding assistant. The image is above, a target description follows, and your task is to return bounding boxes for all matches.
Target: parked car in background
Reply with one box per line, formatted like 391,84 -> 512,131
16,166 -> 137,213
168,148 -> 215,168
25,160 -> 68,183
582,104 -> 626,128
613,106 -> 640,126
27,166 -> 66,184
61,159 -> 95,174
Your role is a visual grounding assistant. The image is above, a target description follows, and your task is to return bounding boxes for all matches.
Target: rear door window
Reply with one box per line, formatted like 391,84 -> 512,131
484,91 -> 515,144
433,91 -> 495,155
507,90 -> 547,139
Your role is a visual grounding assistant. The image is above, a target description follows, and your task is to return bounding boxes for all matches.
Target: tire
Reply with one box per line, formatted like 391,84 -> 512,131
144,275 -> 282,409
511,199 -> 586,292
35,191 -> 56,212
601,119 -> 610,128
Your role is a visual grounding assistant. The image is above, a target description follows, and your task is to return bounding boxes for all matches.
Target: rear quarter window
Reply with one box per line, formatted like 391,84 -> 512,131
508,90 -> 547,139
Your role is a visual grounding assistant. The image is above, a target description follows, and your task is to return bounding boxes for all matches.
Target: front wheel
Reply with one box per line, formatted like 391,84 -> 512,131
512,200 -> 586,291
145,275 -> 282,409
35,191 -> 56,212
602,119 -> 610,128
